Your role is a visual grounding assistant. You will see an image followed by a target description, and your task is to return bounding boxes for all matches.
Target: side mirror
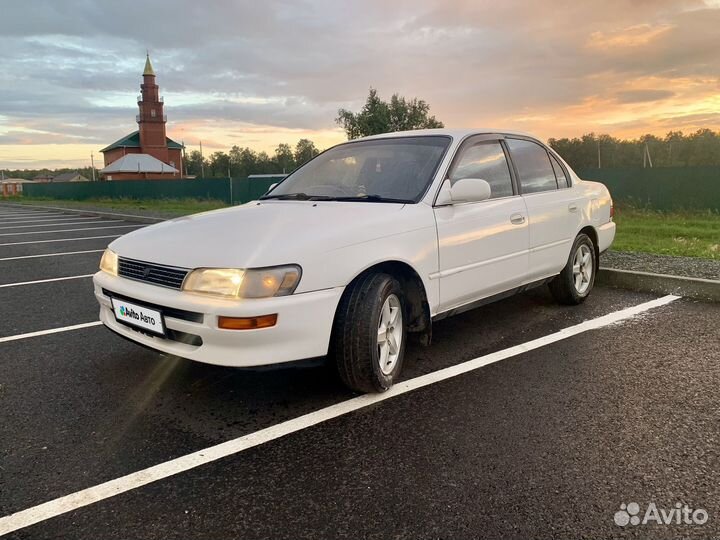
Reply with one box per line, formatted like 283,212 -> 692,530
436,178 -> 492,205
265,183 -> 278,195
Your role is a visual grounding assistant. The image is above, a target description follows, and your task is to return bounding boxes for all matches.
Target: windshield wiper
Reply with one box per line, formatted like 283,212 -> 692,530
260,193 -> 334,201
325,194 -> 413,204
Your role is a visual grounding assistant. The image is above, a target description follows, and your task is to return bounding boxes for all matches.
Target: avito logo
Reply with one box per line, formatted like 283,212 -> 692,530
614,502 -> 709,527
119,305 -> 156,325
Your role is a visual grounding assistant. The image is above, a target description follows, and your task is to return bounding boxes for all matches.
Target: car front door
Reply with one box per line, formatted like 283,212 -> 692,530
505,137 -> 576,281
433,136 -> 529,313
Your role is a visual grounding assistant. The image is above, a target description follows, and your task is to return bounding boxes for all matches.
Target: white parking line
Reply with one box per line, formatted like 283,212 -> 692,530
0,220 -> 121,230
0,294 -> 680,535
0,249 -> 104,262
0,235 -> 122,247
0,225 -> 140,237
0,212 -> 65,218
0,321 -> 103,345
0,274 -> 94,289
0,217 -> 103,225
0,216 -> 68,222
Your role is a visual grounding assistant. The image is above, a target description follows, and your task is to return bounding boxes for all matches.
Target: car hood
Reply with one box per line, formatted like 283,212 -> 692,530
109,200 -> 425,269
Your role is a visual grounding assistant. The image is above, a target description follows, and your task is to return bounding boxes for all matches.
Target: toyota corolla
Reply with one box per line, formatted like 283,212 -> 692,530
94,129 -> 615,392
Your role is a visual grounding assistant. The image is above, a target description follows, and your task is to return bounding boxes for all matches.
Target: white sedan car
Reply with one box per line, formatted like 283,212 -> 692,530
94,129 -> 615,392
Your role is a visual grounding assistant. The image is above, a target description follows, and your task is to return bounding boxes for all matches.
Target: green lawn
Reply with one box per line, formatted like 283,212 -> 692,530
613,207 -> 719,259
7,197 -> 719,260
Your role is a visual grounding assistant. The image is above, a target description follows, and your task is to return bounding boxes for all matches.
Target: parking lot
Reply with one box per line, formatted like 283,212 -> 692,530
0,203 -> 718,539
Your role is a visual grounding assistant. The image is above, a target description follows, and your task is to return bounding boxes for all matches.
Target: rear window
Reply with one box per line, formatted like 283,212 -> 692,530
506,138 -> 557,194
549,153 -> 570,188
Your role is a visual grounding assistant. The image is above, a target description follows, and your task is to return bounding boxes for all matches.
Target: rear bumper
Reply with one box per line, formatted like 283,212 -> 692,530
597,221 -> 616,253
93,271 -> 344,367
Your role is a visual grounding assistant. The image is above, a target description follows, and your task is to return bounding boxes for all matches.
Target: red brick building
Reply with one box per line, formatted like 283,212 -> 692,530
100,54 -> 184,180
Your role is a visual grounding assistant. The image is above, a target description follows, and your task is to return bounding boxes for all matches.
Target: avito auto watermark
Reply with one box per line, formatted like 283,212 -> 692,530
614,502 -> 709,527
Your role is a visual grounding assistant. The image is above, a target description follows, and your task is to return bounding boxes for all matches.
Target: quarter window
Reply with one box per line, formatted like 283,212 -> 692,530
449,141 -> 514,199
549,153 -> 570,188
506,138 -> 557,194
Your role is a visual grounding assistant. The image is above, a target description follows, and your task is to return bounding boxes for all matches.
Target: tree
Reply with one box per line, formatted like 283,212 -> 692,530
274,143 -> 295,173
294,139 -> 319,166
185,150 -> 207,177
255,151 -> 273,174
209,151 -> 230,177
229,145 -> 259,178
336,88 -> 444,140
549,129 -> 720,170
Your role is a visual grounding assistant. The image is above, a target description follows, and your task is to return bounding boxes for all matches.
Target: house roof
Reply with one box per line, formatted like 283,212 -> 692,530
53,172 -> 88,182
101,153 -> 179,174
100,131 -> 183,153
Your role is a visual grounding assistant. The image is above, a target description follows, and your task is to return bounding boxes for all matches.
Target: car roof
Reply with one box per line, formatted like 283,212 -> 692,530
356,128 -> 542,142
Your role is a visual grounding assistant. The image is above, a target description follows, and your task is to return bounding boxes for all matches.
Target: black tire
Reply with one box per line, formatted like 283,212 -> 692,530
331,272 -> 407,393
549,233 -> 596,305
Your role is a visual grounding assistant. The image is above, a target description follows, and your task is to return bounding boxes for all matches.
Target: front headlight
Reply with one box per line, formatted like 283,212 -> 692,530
182,265 -> 301,299
99,249 -> 118,276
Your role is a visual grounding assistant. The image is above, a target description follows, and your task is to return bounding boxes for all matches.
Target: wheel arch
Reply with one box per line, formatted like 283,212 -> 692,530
338,260 -> 432,342
578,225 -> 600,272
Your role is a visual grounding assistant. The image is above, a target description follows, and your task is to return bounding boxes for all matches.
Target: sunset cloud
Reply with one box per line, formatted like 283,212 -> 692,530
1,0 -> 719,169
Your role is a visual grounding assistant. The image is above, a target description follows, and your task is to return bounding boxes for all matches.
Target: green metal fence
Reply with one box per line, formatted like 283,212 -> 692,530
578,167 -> 720,211
21,169 -> 720,211
22,176 -> 283,206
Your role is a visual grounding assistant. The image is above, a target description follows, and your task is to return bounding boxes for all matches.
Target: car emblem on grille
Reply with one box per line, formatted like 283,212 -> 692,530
142,266 -> 152,278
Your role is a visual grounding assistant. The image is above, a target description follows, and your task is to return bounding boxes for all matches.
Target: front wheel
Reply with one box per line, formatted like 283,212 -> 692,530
549,233 -> 596,305
331,272 -> 407,393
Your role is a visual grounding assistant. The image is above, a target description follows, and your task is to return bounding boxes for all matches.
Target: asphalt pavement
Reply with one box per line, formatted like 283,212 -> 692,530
0,203 -> 718,539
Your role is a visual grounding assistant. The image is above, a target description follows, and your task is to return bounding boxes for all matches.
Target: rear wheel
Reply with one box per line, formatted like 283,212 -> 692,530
331,272 -> 407,393
549,233 -> 596,305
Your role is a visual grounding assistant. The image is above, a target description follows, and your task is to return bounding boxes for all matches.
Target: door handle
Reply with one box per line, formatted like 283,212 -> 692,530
568,204 -> 578,213
510,214 -> 526,225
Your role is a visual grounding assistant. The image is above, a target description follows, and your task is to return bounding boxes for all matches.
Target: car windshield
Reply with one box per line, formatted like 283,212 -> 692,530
263,136 -> 450,203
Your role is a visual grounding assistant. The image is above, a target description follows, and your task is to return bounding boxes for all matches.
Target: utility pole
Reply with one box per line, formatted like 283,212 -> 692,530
643,143 -> 653,168
597,139 -> 601,168
181,140 -> 186,178
90,152 -> 96,181
199,140 -> 205,178
228,167 -> 233,205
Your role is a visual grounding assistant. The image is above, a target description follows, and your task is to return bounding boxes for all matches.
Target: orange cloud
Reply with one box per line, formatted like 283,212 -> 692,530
587,23 -> 673,49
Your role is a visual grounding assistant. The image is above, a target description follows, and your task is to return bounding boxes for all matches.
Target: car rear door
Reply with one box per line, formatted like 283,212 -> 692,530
505,137 -> 577,281
433,135 -> 529,313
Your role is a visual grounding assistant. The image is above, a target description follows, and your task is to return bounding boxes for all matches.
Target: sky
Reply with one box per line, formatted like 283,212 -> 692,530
1,0 -> 719,170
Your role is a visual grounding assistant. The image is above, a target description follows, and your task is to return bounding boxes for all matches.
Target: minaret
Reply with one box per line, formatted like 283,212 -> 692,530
137,53 -> 169,163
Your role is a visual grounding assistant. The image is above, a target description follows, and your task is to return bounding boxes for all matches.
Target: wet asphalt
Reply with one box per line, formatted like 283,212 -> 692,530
0,204 -> 718,540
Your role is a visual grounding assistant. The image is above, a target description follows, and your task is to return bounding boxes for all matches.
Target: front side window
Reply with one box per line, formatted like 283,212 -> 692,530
449,141 -> 514,199
265,136 -> 450,202
549,153 -> 570,188
506,138 -> 557,194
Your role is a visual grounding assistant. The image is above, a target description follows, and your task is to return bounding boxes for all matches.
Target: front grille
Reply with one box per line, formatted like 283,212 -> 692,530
118,257 -> 189,290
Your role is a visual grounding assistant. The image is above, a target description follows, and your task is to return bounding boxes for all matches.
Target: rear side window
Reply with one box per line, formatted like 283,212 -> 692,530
449,141 -> 514,199
506,138 -> 557,194
549,153 -> 570,188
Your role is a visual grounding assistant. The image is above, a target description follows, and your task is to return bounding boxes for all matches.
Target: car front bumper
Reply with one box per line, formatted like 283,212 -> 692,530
93,271 -> 344,367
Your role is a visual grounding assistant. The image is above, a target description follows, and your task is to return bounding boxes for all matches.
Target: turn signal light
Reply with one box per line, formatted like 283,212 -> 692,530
218,314 -> 278,330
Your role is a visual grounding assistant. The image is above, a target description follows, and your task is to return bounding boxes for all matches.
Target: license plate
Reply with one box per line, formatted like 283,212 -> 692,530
111,297 -> 165,336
